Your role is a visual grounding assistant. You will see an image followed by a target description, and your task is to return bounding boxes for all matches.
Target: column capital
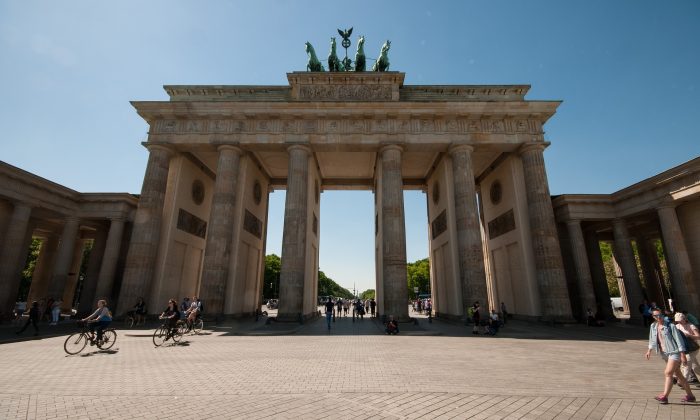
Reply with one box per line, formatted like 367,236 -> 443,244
518,141 -> 550,155
448,144 -> 474,155
286,144 -> 312,155
379,144 -> 403,155
656,200 -> 677,211
144,143 -> 175,157
217,144 -> 243,155
565,219 -> 582,227
109,214 -> 127,222
63,215 -> 81,223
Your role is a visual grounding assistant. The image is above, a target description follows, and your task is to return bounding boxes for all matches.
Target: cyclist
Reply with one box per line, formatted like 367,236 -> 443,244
185,295 -> 200,328
159,299 -> 180,338
82,299 -> 112,345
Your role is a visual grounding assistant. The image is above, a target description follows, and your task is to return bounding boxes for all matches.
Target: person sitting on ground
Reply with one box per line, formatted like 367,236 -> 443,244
82,299 -> 112,345
385,316 -> 399,335
160,299 -> 180,337
488,309 -> 500,335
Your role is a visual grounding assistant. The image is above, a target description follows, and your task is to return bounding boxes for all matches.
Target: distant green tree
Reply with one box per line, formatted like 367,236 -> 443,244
18,238 -> 42,301
263,254 -> 281,299
599,242 -> 620,297
263,255 -> 353,300
318,270 -> 353,299
407,258 -> 430,299
359,289 -> 375,300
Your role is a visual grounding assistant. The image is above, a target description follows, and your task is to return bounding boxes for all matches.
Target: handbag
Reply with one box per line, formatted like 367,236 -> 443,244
685,334 -> 700,353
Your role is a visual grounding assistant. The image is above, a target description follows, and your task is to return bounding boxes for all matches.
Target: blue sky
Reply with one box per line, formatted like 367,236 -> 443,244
1,1 -> 698,293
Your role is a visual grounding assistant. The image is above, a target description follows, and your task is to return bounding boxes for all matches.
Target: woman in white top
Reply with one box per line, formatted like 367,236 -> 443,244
675,312 -> 700,383
82,300 -> 112,344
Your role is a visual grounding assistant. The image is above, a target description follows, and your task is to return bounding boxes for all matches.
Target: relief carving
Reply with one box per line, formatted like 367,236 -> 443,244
243,209 -> 263,239
431,209 -> 447,239
298,85 -> 392,101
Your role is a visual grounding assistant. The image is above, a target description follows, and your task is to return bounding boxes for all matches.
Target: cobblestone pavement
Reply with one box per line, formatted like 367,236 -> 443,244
0,314 -> 699,419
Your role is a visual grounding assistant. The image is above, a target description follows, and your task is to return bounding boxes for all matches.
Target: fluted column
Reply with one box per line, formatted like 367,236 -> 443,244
584,230 -> 614,320
380,145 -> 409,321
658,205 -> 699,313
78,228 -> 108,314
635,236 -> 665,307
93,216 -> 126,305
519,143 -> 573,320
612,219 -> 645,323
200,145 -> 243,317
47,216 -> 81,301
449,144 -> 488,316
0,203 -> 32,318
278,145 -> 311,321
117,144 -> 173,314
565,220 -> 598,321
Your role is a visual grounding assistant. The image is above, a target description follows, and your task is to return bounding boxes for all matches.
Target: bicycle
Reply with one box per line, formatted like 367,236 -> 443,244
152,316 -> 183,347
124,310 -> 147,328
64,321 -> 117,355
180,314 -> 204,335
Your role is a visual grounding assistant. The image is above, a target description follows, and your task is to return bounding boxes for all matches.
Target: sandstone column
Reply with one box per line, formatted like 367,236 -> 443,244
583,230 -> 614,320
47,216 -> 81,302
199,145 -> 243,318
78,227 -> 107,314
27,234 -> 59,304
278,145 -> 311,321
612,219 -> 645,323
658,205 -> 699,313
449,144 -> 488,316
93,216 -> 126,305
565,220 -> 598,320
379,145 -> 409,321
61,238 -> 86,311
117,144 -> 173,314
0,203 -> 32,318
519,143 -> 573,320
636,236 -> 665,307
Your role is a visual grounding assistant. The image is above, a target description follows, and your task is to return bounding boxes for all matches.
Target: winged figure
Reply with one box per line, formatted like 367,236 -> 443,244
337,27 -> 353,40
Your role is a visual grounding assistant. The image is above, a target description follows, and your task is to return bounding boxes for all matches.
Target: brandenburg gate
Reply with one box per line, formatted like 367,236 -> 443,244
116,71 -> 575,323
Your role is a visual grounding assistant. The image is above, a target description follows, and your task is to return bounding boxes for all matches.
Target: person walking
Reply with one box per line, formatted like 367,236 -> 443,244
370,298 -> 376,318
500,302 -> 508,326
470,301 -> 482,334
16,301 -> 40,336
675,312 -> 700,383
646,308 -> 696,404
50,299 -> 62,325
325,297 -> 334,330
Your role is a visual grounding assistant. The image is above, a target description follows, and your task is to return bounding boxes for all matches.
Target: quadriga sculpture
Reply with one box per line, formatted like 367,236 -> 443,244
305,42 -> 324,72
371,40 -> 390,72
354,36 -> 366,72
327,37 -> 343,72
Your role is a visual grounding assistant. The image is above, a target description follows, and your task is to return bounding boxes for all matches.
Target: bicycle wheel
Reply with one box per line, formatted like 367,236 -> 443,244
64,333 -> 87,355
171,323 -> 183,343
193,318 -> 203,334
152,326 -> 167,347
125,316 -> 135,328
98,329 -> 117,350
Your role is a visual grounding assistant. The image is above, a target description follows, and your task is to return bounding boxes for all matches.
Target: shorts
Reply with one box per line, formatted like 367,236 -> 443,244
662,352 -> 681,362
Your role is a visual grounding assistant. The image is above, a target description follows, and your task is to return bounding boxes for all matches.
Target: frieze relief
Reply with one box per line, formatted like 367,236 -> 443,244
151,117 -> 543,136
298,85 -> 393,101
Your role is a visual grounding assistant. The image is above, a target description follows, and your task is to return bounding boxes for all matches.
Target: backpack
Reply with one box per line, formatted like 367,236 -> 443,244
467,307 -> 475,318
197,300 -> 204,313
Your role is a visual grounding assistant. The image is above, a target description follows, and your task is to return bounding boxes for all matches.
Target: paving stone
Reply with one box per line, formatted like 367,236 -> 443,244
0,317 -> 699,419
